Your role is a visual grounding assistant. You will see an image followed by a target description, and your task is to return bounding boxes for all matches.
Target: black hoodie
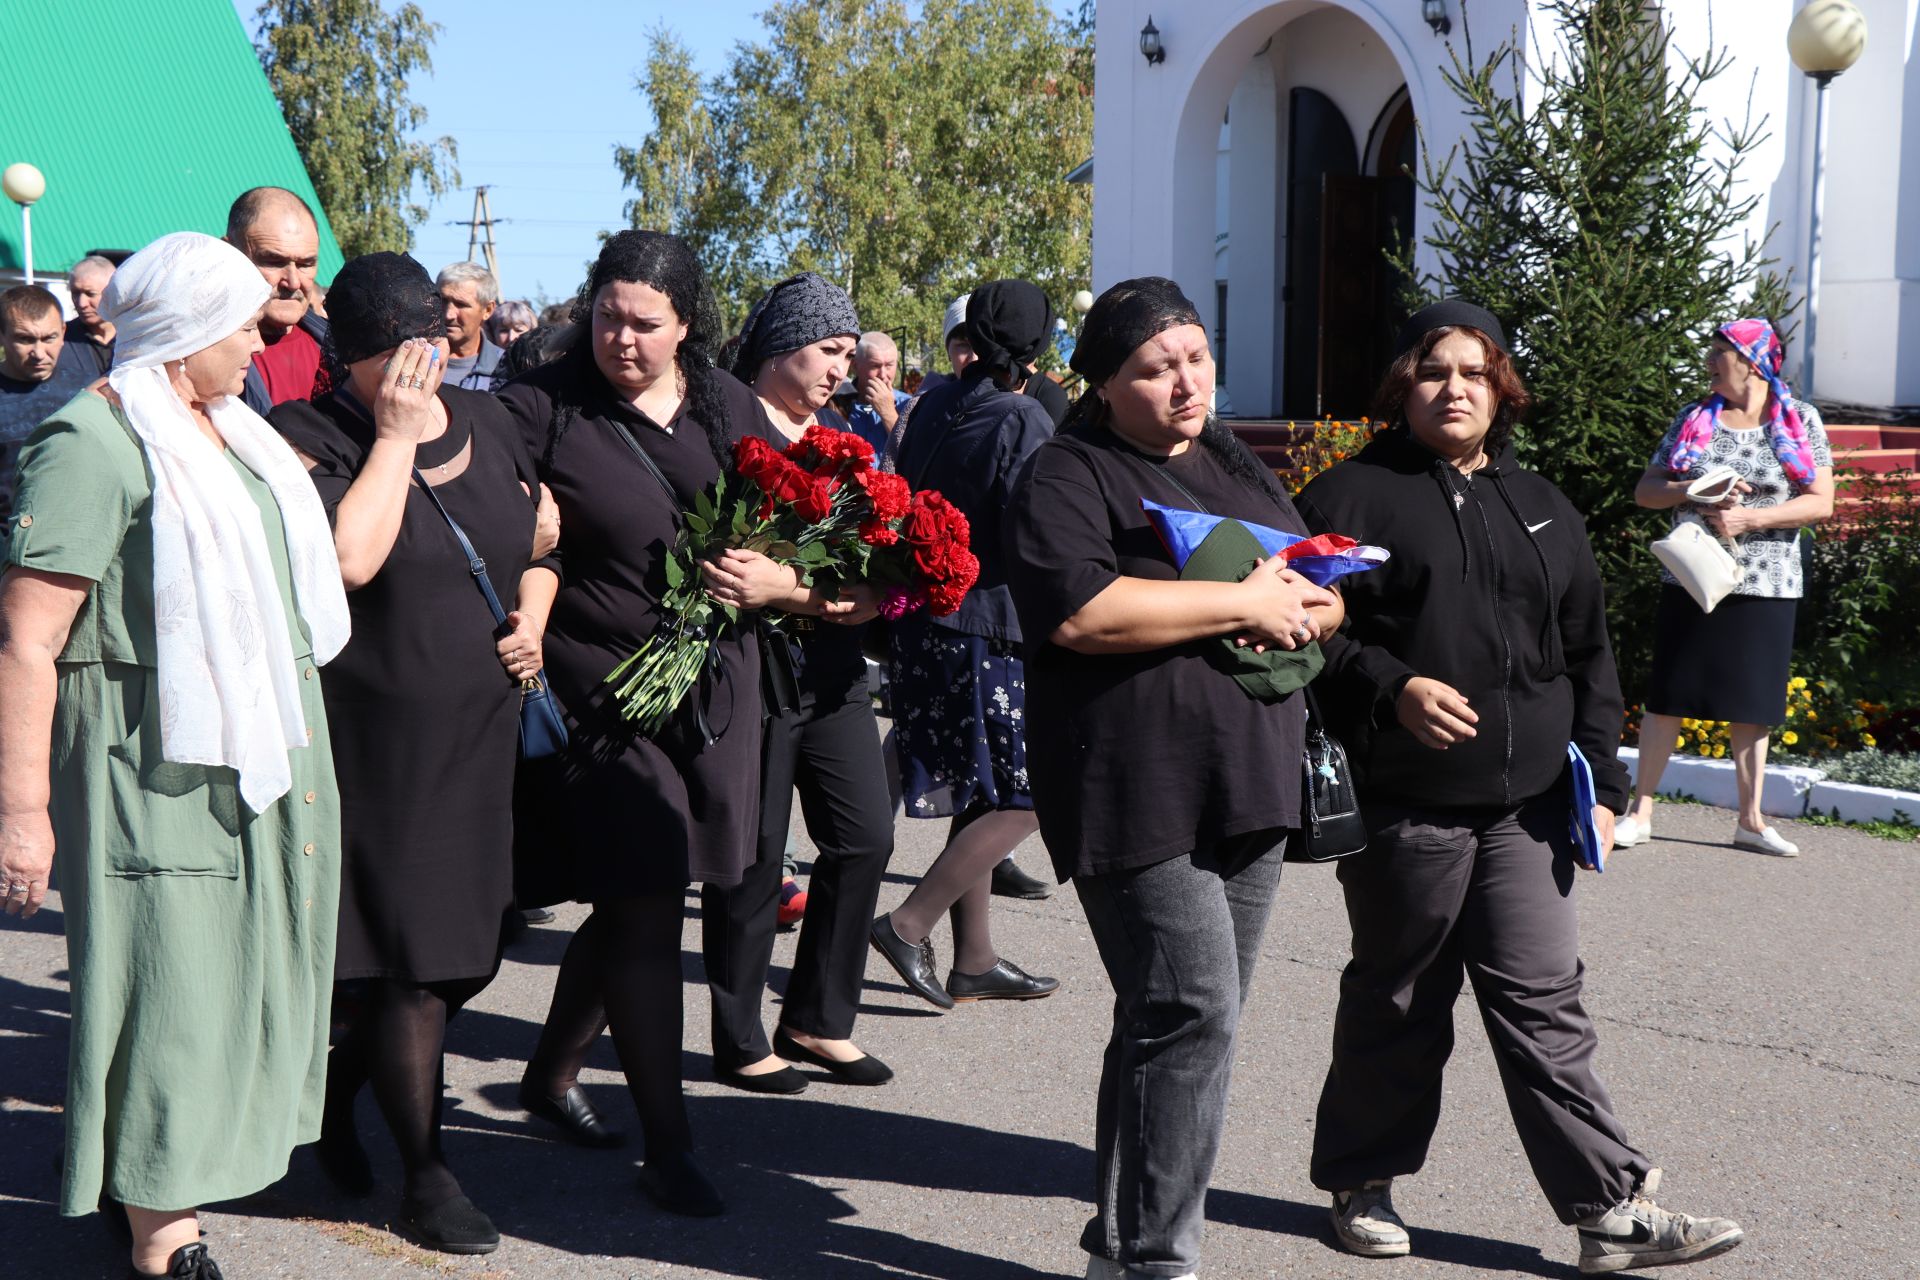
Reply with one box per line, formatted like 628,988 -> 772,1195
1296,428 -> 1631,813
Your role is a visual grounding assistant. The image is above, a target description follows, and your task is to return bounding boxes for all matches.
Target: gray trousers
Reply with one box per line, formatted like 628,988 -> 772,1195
1074,833 -> 1287,1277
1309,794 -> 1650,1223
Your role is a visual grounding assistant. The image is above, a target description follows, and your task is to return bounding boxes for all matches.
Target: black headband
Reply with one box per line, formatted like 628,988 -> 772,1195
326,251 -> 447,367
1069,276 -> 1203,385
1395,299 -> 1508,356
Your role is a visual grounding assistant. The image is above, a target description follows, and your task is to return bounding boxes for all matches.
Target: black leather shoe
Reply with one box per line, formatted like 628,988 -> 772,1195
869,914 -> 956,1010
947,958 -> 1060,1002
637,1150 -> 725,1217
773,1027 -> 894,1085
397,1193 -> 500,1255
129,1241 -> 225,1279
715,1062 -> 809,1094
991,857 -> 1055,900
519,1079 -> 627,1148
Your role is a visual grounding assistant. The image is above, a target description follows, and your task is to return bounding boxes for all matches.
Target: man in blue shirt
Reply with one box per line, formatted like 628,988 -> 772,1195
827,331 -> 911,453
0,285 -> 94,522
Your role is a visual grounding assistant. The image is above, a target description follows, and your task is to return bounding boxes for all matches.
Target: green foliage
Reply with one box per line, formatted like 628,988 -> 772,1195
1401,0 -> 1792,695
1800,808 -> 1920,842
1799,468 -> 1920,694
1816,751 -> 1920,793
619,1 -> 1093,363
254,0 -> 459,259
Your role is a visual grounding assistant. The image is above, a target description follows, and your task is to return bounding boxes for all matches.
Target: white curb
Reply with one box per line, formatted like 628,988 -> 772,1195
1804,780 -> 1920,825
1616,746 -> 1827,817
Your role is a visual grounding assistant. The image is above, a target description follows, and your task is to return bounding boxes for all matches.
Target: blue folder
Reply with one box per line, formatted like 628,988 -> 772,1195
1566,742 -> 1605,872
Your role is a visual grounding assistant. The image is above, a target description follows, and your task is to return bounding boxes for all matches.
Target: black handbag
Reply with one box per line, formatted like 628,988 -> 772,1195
414,467 -> 570,759
1291,685 -> 1366,862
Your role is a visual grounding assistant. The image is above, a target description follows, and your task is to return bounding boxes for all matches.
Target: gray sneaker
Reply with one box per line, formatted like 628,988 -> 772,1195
1330,1179 -> 1411,1258
1577,1169 -> 1744,1273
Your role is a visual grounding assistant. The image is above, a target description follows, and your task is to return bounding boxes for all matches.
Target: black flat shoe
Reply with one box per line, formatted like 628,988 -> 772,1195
947,958 -> 1060,1002
991,857 -> 1055,900
637,1150 -> 725,1217
129,1241 -> 225,1279
314,1119 -> 376,1197
397,1192 -> 500,1255
519,1080 -> 627,1148
715,1063 -> 810,1094
869,914 -> 956,1010
773,1027 -> 895,1085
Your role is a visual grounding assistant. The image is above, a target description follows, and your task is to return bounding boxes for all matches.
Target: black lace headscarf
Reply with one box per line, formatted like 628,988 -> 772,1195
320,251 -> 446,381
541,230 -> 731,472
1064,275 -> 1285,506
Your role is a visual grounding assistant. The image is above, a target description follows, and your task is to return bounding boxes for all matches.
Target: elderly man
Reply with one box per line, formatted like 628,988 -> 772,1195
227,186 -> 332,412
0,286 -> 93,522
437,262 -> 505,390
63,256 -> 117,375
827,331 -> 911,453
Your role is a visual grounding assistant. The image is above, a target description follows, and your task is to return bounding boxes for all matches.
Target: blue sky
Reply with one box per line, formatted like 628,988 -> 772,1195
235,1 -> 1078,302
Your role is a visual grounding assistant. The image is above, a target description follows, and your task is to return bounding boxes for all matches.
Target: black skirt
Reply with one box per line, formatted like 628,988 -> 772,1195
1645,585 -> 1796,725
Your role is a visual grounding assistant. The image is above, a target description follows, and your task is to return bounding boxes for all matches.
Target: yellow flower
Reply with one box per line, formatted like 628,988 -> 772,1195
1789,676 -> 1807,691
1864,733 -> 1878,748
1713,744 -> 1727,758
1674,736 -> 1687,750
1782,730 -> 1799,745
1785,708 -> 1795,719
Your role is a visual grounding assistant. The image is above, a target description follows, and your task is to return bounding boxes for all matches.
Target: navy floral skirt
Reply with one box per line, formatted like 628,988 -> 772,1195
888,616 -> 1032,819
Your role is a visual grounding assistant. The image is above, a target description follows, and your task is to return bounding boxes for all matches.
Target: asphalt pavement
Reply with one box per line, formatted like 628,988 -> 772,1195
2,797 -> 1915,1279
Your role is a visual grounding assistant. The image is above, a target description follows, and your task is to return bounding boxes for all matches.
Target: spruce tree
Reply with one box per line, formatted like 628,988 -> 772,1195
1404,0 -> 1793,696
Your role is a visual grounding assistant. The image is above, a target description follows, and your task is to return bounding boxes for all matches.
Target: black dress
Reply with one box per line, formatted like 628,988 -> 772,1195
271,386 -> 539,982
498,360 -> 764,898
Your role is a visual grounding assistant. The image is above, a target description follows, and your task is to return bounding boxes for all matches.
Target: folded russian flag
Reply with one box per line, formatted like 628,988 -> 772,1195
1141,500 -> 1390,586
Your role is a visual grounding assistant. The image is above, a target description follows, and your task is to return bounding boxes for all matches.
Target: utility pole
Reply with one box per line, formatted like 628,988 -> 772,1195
447,186 -> 503,278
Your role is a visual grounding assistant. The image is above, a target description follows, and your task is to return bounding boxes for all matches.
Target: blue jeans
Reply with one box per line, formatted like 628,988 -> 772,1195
1072,832 -> 1288,1277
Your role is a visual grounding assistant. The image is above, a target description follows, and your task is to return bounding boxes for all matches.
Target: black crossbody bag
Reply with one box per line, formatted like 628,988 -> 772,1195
1154,465 -> 1365,863
414,469 -> 570,759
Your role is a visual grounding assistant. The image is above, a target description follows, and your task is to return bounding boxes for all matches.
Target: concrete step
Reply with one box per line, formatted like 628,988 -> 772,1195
1827,424 -> 1920,450
1831,446 -> 1920,475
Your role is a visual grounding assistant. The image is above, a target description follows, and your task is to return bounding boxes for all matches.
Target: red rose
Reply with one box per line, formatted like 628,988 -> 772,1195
735,436 -> 789,493
855,470 -> 911,524
859,518 -> 901,547
794,475 -> 838,523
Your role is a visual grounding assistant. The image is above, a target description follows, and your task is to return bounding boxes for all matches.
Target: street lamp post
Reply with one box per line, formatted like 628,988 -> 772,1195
1787,0 -> 1868,397
2,163 -> 47,286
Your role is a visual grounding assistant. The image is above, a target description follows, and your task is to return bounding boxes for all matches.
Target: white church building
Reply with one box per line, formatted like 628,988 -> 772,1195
1084,0 -> 1917,419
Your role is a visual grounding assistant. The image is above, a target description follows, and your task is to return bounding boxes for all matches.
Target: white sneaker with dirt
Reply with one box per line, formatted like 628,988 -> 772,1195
1612,815 -> 1651,848
1733,824 -> 1799,857
1576,1169 -> 1743,1273
1330,1179 -> 1411,1258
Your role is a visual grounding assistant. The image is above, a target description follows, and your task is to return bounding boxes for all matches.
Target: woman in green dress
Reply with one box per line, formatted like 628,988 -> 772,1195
0,232 -> 351,1280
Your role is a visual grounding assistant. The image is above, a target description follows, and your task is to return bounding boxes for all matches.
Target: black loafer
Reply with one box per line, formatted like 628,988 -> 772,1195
715,1062 -> 810,1094
519,1080 -> 627,1148
397,1192 -> 500,1255
637,1150 -> 725,1217
773,1027 -> 894,1085
947,958 -> 1060,1002
129,1241 -> 225,1279
869,914 -> 956,1010
991,857 -> 1055,900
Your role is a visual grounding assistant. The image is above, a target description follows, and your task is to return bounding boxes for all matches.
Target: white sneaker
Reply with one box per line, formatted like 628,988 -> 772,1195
1576,1169 -> 1743,1273
1612,815 -> 1650,848
1733,824 -> 1799,857
1083,1257 -> 1194,1280
1330,1179 -> 1411,1258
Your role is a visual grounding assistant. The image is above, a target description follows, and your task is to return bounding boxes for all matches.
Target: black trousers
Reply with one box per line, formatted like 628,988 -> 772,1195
1309,793 -> 1650,1224
702,682 -> 895,1070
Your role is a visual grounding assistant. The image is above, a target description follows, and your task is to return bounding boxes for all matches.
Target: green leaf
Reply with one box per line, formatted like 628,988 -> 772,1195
664,556 -> 685,589
767,540 -> 800,560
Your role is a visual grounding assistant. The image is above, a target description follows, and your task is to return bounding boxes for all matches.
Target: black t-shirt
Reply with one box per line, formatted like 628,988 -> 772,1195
1004,424 -> 1308,879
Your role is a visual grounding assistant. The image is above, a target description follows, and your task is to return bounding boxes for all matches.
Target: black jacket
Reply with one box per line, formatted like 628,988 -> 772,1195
1296,428 -> 1631,813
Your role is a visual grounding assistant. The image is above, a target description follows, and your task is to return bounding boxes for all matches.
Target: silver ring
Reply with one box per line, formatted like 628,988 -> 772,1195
1295,627 -> 1313,642
6,882 -> 25,896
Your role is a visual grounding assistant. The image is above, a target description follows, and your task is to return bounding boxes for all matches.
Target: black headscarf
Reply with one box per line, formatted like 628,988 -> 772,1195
729,272 -> 860,380
325,252 -> 447,367
963,279 -> 1055,382
1067,275 -> 1203,385
1063,275 -> 1283,506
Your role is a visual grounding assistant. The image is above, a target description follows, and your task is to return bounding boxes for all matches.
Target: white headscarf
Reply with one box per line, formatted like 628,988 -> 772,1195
100,231 -> 350,815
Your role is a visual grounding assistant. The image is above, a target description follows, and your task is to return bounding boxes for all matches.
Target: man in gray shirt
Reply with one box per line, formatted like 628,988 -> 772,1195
437,261 -> 505,390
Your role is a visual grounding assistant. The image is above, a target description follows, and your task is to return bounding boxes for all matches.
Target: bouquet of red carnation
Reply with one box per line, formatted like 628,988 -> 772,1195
605,425 -> 978,734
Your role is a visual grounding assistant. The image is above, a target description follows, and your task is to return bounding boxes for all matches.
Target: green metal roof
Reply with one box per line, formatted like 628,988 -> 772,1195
0,0 -> 344,280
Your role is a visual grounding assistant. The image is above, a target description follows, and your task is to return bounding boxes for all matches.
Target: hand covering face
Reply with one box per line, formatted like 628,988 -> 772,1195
100,231 -> 350,814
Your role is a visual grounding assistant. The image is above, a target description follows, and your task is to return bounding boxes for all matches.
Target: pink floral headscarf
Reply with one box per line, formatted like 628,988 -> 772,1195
1665,318 -> 1816,487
